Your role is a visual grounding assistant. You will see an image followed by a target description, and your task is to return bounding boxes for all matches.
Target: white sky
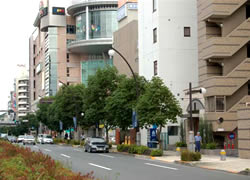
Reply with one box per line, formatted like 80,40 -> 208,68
0,0 -> 39,110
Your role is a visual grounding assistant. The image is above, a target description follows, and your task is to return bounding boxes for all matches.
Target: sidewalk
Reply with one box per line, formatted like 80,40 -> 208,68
154,151 -> 250,175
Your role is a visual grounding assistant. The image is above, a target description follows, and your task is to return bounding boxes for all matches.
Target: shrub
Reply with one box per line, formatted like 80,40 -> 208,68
181,150 -> 201,161
128,145 -> 138,154
80,141 -> 85,146
136,146 -> 149,155
150,149 -> 163,157
206,142 -> 217,149
201,143 -> 207,149
108,143 -> 112,149
117,144 -> 129,152
176,142 -> 187,147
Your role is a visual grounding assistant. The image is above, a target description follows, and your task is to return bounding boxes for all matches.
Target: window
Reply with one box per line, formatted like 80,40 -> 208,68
67,67 -> 70,77
33,80 -> 36,89
247,43 -> 250,58
184,27 -> 191,37
216,96 -> 225,112
246,5 -> 250,19
33,69 -> 36,77
168,126 -> 178,136
67,25 -> 76,34
67,53 -> 70,62
33,58 -> 36,66
33,45 -> 36,55
153,28 -> 157,43
33,92 -> 36,101
154,61 -> 158,76
67,82 -> 70,86
153,0 -> 157,12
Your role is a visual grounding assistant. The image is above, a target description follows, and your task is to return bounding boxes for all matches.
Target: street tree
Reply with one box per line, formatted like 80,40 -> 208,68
136,77 -> 182,148
105,75 -> 147,131
84,66 -> 122,142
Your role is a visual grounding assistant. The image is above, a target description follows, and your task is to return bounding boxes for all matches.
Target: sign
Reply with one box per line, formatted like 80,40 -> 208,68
150,128 -> 157,141
127,2 -> 138,10
59,121 -> 63,131
228,132 -> 236,140
39,0 -> 49,17
117,4 -> 127,22
73,117 -> 77,129
132,110 -> 138,128
118,0 -> 137,8
52,7 -> 65,15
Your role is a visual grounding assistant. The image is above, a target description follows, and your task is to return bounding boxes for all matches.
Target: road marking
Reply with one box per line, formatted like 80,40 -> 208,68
61,154 -> 71,158
34,146 -> 39,149
145,163 -> 178,171
88,163 -> 112,171
98,154 -> 114,158
74,149 -> 82,152
44,149 -> 51,152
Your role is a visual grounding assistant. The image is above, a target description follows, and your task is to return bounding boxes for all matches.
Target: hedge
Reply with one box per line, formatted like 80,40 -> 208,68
181,150 -> 201,161
175,142 -> 187,147
150,149 -> 163,157
117,144 -> 162,156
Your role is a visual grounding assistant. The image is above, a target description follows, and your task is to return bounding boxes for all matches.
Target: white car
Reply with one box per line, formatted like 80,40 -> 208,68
41,134 -> 53,144
23,135 -> 36,145
17,135 -> 25,143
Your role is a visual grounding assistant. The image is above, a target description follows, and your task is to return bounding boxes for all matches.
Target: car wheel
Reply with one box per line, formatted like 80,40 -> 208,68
84,147 -> 87,152
33,143 -> 36,145
105,150 -> 109,153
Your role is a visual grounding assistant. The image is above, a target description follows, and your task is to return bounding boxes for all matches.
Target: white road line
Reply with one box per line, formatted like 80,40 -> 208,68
88,163 -> 112,171
34,146 -> 39,149
74,149 -> 82,152
44,149 -> 51,152
145,163 -> 178,171
98,154 -> 114,158
61,154 -> 71,158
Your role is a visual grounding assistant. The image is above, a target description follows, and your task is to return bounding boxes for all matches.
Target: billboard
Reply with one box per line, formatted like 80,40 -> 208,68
39,0 -> 49,17
118,0 -> 137,8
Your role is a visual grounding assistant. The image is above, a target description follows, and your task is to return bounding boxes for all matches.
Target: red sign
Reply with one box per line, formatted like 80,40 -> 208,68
228,132 -> 236,140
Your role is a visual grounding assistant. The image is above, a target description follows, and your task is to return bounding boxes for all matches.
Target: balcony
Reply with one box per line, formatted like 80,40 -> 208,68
201,37 -> 249,60
18,107 -> 28,111
68,38 -> 112,54
199,0 -> 247,21
18,89 -> 28,93
18,83 -> 28,87
18,96 -> 28,99
18,101 -> 29,105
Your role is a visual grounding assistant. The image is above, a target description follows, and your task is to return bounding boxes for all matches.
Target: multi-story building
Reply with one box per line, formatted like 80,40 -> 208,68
113,0 -> 138,76
198,0 -> 250,158
67,0 -> 118,86
15,67 -> 30,120
138,0 -> 198,146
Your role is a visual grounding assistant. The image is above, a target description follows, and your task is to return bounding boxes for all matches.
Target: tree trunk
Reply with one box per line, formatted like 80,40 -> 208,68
157,126 -> 163,149
105,127 -> 109,143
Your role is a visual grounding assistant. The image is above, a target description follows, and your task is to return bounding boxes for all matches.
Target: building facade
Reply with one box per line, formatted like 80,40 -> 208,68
113,0 -> 138,76
138,0 -> 199,146
198,0 -> 250,158
67,0 -> 118,86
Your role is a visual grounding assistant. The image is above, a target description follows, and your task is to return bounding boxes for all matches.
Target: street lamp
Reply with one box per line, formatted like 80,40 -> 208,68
187,82 -> 206,151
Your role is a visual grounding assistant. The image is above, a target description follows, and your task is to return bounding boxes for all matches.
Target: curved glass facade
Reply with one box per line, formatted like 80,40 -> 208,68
76,10 -> 118,40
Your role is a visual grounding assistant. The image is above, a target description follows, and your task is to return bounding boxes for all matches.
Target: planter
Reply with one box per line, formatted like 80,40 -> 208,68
201,149 -> 238,157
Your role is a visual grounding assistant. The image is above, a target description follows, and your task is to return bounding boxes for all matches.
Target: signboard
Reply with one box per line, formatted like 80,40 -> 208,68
127,2 -> 138,10
117,4 -> 127,22
73,117 -> 77,129
132,110 -> 138,128
150,128 -> 157,141
39,0 -> 49,18
118,0 -> 137,8
228,132 -> 236,140
52,7 -> 65,15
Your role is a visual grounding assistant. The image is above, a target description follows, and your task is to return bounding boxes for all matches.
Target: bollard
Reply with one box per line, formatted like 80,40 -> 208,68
125,136 -> 128,145
176,147 -> 181,156
220,150 -> 226,161
128,136 -> 131,145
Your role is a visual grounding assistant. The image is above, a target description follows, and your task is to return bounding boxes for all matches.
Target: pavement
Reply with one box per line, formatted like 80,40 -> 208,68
18,143 -> 250,180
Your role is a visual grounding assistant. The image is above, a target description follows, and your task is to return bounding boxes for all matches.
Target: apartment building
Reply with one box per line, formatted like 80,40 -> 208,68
113,0 -> 138,76
198,0 -> 250,158
138,0 -> 198,146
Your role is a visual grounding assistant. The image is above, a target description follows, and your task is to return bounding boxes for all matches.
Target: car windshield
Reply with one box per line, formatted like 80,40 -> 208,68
44,135 -> 52,138
18,136 -> 24,138
26,136 -> 34,139
91,138 -> 106,144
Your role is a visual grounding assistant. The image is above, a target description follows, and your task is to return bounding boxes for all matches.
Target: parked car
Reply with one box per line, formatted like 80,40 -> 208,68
37,134 -> 44,144
17,135 -> 25,143
23,135 -> 36,145
42,134 -> 53,144
7,136 -> 17,143
84,137 -> 109,153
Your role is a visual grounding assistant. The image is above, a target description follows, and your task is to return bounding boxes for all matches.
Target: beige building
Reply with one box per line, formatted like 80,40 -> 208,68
198,0 -> 250,158
113,0 -> 138,76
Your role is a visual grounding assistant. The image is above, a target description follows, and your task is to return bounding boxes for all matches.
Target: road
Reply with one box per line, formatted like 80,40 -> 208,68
22,144 -> 249,180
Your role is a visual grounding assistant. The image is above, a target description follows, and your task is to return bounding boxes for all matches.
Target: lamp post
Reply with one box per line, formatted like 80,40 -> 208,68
187,82 -> 206,151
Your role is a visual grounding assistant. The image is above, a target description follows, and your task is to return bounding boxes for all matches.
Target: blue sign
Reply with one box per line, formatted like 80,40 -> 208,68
117,4 -> 127,22
132,110 -> 138,128
59,121 -> 63,131
73,117 -> 77,129
150,128 -> 157,141
228,132 -> 236,140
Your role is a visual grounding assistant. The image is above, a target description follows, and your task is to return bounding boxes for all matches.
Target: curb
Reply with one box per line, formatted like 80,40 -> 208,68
113,151 -> 157,160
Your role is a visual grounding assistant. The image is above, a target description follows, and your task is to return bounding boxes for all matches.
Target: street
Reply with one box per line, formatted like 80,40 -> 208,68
22,144 -> 249,180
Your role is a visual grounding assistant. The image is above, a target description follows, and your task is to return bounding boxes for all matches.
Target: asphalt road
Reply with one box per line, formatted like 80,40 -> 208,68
21,144 -> 249,180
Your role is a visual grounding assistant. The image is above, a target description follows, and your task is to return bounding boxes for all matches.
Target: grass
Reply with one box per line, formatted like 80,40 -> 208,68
0,140 -> 95,180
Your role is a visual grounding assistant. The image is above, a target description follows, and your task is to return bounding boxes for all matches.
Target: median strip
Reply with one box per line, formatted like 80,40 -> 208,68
98,154 -> 114,158
88,163 -> 112,171
145,163 -> 178,171
61,154 -> 71,158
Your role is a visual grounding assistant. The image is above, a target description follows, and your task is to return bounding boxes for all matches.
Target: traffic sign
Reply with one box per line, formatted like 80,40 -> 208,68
228,132 -> 236,140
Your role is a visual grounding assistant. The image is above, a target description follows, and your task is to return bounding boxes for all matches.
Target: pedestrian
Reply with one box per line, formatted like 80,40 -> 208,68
195,132 -> 202,152
81,133 -> 85,141
64,133 -> 68,140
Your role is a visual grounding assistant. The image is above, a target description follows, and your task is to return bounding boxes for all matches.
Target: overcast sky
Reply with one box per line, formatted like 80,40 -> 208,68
0,0 -> 39,110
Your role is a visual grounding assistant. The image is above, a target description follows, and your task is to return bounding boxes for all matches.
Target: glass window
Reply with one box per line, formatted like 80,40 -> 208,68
153,28 -> 157,43
76,13 -> 86,40
206,97 -> 215,112
168,126 -> 178,136
154,60 -> 157,76
67,25 -> 76,34
216,96 -> 225,112
153,0 -> 157,12
184,27 -> 191,37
